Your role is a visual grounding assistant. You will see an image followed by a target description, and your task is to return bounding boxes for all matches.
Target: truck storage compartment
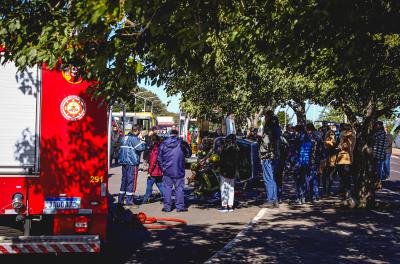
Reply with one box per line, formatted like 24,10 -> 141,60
0,59 -> 40,175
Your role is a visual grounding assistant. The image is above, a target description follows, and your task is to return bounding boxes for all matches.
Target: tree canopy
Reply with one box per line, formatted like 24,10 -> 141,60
2,0 -> 400,206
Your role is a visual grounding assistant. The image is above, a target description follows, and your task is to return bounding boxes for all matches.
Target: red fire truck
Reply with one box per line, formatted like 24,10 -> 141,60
0,53 -> 108,254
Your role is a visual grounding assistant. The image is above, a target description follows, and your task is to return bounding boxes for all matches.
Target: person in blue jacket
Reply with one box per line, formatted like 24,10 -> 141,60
118,125 -> 146,206
158,129 -> 192,212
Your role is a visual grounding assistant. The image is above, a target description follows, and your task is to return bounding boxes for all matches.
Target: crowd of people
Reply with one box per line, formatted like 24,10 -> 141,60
116,125 -> 192,212
256,110 -> 394,208
112,111 -> 394,213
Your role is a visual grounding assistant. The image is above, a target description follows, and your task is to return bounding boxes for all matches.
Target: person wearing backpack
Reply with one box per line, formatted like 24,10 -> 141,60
258,110 -> 281,208
158,129 -> 192,212
118,125 -> 146,207
218,134 -> 241,212
305,123 -> 324,202
295,125 -> 309,205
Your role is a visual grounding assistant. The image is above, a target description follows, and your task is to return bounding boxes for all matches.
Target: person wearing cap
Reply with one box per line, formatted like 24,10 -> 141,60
118,125 -> 146,207
157,129 -> 192,212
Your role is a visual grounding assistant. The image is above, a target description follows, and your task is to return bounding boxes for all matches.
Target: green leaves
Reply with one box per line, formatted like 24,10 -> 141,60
0,0 -> 399,119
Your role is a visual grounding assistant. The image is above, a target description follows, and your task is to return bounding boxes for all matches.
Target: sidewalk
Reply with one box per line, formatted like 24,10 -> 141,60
208,197 -> 400,263
393,147 -> 400,157
105,164 -> 263,264
207,158 -> 400,264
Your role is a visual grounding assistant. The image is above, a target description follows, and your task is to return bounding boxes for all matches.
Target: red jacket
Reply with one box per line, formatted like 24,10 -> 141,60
148,141 -> 163,177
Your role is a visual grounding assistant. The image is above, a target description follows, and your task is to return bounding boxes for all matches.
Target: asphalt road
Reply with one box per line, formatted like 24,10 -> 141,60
2,153 -> 400,264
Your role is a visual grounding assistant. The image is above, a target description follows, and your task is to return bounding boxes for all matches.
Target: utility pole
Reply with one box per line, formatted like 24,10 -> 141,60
284,106 -> 287,127
122,104 -> 126,133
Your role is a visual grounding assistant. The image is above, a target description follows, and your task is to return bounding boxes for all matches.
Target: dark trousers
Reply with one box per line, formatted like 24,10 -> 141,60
275,162 -> 285,200
322,166 -> 335,195
163,176 -> 185,211
337,164 -> 352,198
119,164 -> 139,204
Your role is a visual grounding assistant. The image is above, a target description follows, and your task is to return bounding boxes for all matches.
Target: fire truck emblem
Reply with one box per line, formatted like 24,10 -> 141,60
60,95 -> 86,121
61,66 -> 83,84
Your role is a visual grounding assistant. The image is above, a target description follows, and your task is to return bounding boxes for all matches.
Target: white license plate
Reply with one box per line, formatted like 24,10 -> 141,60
44,198 -> 81,210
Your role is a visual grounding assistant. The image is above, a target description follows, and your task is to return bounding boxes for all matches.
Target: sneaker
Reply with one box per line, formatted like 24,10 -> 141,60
346,197 -> 356,208
300,198 -> 306,204
273,200 -> 280,208
218,207 -> 229,212
142,198 -> 153,204
162,208 -> 172,212
176,208 -> 188,212
294,199 -> 303,205
228,206 -> 234,212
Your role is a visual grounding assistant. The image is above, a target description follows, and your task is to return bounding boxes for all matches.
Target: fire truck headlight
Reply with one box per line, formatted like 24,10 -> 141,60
12,193 -> 24,211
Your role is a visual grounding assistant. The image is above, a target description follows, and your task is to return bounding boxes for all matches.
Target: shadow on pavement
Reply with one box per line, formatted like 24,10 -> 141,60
209,183 -> 400,264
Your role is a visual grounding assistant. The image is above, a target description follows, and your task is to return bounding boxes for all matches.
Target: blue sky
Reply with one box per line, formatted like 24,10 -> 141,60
140,82 -> 181,113
141,81 -> 325,123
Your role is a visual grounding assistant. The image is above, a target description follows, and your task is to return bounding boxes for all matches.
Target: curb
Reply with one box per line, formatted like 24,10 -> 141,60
204,208 -> 268,263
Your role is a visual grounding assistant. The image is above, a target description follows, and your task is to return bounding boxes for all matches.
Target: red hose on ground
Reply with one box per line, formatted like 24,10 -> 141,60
136,212 -> 187,229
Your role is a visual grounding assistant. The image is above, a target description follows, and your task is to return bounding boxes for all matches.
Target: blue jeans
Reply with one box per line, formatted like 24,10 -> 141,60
306,165 -> 319,199
296,166 -> 307,199
262,159 -> 278,203
383,154 -> 391,180
374,159 -> 385,180
143,176 -> 164,202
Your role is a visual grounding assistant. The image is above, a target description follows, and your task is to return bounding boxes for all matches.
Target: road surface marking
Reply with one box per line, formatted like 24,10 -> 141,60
204,208 -> 268,263
381,188 -> 399,197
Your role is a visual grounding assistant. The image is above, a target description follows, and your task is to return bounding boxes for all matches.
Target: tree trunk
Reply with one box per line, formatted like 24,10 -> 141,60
246,107 -> 264,130
353,101 -> 379,208
289,101 -> 306,125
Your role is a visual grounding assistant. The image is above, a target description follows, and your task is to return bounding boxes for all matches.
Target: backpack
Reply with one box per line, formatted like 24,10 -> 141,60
219,140 -> 240,179
298,134 -> 312,166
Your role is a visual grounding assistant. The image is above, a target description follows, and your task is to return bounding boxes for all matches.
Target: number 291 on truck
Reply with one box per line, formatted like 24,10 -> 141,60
0,49 -> 109,254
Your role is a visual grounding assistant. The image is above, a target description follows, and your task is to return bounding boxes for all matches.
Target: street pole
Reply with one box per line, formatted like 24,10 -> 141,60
284,106 -> 287,127
143,99 -> 146,112
122,104 -> 126,133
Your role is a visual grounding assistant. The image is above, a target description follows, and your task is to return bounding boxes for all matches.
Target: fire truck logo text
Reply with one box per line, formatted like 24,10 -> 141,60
61,66 -> 83,84
60,95 -> 86,121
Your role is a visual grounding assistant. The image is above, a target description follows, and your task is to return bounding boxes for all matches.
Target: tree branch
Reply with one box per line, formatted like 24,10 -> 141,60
339,102 -> 358,124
